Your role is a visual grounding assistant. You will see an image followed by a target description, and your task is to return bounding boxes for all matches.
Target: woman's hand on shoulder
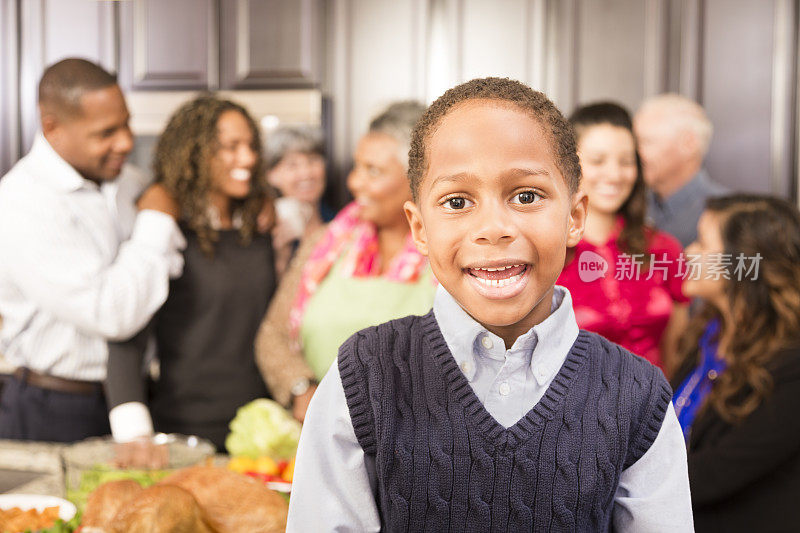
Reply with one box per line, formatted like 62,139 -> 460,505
137,183 -> 181,220
291,384 -> 318,423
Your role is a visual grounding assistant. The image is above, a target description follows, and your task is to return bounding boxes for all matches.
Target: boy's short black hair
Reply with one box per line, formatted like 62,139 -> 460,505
407,77 -> 581,201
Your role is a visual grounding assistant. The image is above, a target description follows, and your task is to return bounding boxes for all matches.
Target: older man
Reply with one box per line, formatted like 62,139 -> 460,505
634,94 -> 728,248
0,58 -> 182,442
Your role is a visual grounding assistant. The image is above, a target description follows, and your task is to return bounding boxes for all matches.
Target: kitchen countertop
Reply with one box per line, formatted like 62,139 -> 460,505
0,439 -> 230,498
0,439 -> 65,497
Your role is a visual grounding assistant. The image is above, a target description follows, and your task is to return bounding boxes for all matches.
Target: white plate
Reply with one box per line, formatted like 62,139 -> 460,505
0,493 -> 77,520
266,481 -> 292,493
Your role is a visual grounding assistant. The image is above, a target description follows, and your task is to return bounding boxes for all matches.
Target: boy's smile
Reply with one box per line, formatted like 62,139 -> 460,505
464,262 -> 529,299
405,99 -> 586,347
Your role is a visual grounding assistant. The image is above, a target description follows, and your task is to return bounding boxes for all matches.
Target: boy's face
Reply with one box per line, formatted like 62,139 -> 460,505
405,100 -> 587,344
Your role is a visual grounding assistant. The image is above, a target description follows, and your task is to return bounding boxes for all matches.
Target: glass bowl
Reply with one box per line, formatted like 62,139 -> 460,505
62,433 -> 214,511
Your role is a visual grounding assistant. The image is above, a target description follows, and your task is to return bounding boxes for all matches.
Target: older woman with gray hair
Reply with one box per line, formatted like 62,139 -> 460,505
265,125 -> 335,274
255,101 -> 436,422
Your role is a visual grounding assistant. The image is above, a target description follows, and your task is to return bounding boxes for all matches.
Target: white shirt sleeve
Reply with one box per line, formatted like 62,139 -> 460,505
108,401 -> 155,442
287,361 -> 380,533
0,203 -> 185,341
613,403 -> 695,532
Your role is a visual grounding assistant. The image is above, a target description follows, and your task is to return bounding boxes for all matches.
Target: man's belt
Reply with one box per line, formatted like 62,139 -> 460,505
13,367 -> 101,395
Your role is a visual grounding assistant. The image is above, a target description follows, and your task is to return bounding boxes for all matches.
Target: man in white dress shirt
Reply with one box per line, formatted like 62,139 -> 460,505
0,58 -> 183,442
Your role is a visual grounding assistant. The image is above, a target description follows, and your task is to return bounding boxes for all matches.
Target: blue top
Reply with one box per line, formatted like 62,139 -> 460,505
647,169 -> 728,248
320,201 -> 337,223
673,318 -> 727,440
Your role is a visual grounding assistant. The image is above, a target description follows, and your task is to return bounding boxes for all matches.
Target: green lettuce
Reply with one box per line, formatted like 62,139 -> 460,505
225,399 -> 301,459
66,466 -> 168,512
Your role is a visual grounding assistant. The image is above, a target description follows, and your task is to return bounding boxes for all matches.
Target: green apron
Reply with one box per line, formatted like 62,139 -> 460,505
300,258 -> 436,380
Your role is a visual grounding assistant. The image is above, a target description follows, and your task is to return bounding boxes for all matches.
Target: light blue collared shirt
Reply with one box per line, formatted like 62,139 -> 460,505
287,286 -> 694,532
433,285 -> 579,428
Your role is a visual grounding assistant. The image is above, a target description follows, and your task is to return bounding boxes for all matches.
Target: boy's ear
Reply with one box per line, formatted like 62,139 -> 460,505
403,200 -> 428,256
567,190 -> 588,247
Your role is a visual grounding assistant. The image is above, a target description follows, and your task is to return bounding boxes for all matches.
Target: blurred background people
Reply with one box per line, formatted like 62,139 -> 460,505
255,101 -> 436,421
0,58 -> 182,443
634,94 -> 728,248
673,194 -> 800,531
558,102 -> 689,372
265,125 -> 335,276
107,95 -> 284,451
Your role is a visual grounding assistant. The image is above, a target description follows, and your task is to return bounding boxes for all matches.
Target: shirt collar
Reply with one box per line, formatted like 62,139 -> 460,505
651,169 -> 708,214
27,133 -> 97,193
433,284 -> 580,385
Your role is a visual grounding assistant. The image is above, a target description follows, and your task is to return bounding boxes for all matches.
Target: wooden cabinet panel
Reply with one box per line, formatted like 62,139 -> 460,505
17,0 -> 117,152
0,0 -> 20,176
220,0 -> 322,88
119,0 -> 218,90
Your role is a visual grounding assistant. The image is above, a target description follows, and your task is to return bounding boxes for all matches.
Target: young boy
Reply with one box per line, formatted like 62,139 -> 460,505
287,78 -> 693,532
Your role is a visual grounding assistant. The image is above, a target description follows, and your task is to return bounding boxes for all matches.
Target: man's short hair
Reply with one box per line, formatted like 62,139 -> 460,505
38,58 -> 117,117
637,93 -> 713,156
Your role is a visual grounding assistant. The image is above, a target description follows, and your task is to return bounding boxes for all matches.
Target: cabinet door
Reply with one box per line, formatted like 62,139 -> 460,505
17,0 -> 118,152
220,0 -> 322,88
119,0 -> 218,90
0,0 -> 19,176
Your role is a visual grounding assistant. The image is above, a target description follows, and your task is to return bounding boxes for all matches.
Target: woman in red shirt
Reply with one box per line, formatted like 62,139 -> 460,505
558,102 -> 689,373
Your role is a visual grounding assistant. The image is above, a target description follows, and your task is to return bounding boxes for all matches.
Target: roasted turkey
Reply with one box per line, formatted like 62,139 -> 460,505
80,466 -> 288,533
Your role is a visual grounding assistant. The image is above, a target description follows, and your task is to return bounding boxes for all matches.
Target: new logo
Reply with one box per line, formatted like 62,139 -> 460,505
578,251 -> 608,282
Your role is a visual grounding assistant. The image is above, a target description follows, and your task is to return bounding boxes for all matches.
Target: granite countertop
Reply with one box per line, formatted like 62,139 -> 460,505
0,439 -> 230,498
0,439 -> 65,497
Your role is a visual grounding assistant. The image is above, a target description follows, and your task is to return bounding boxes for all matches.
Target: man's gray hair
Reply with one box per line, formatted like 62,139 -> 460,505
637,93 -> 714,156
264,125 -> 325,169
368,101 -> 426,169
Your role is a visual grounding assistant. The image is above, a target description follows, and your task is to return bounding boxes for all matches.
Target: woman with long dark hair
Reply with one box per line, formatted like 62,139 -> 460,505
558,102 -> 689,371
107,95 -> 282,451
672,194 -> 800,531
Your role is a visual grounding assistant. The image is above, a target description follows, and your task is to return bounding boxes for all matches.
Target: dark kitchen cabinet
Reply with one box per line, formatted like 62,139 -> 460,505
220,0 -> 323,88
118,0 -> 219,90
116,0 -> 322,91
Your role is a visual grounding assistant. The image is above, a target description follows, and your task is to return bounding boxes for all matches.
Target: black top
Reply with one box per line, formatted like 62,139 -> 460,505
672,345 -> 800,532
107,227 -> 276,451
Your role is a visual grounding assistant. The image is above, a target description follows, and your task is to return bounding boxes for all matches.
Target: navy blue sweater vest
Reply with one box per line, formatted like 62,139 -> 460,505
338,311 -> 672,533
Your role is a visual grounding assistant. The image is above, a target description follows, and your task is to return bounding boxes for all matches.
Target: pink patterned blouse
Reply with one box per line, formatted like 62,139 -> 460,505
288,201 -> 429,340
557,219 -> 689,369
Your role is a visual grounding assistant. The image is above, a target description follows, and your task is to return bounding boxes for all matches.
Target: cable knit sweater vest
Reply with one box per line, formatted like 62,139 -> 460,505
338,311 -> 672,533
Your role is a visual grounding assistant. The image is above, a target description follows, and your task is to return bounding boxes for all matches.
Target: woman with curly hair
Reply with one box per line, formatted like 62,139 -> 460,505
557,102 -> 689,372
107,95 -> 280,451
672,194 -> 800,531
